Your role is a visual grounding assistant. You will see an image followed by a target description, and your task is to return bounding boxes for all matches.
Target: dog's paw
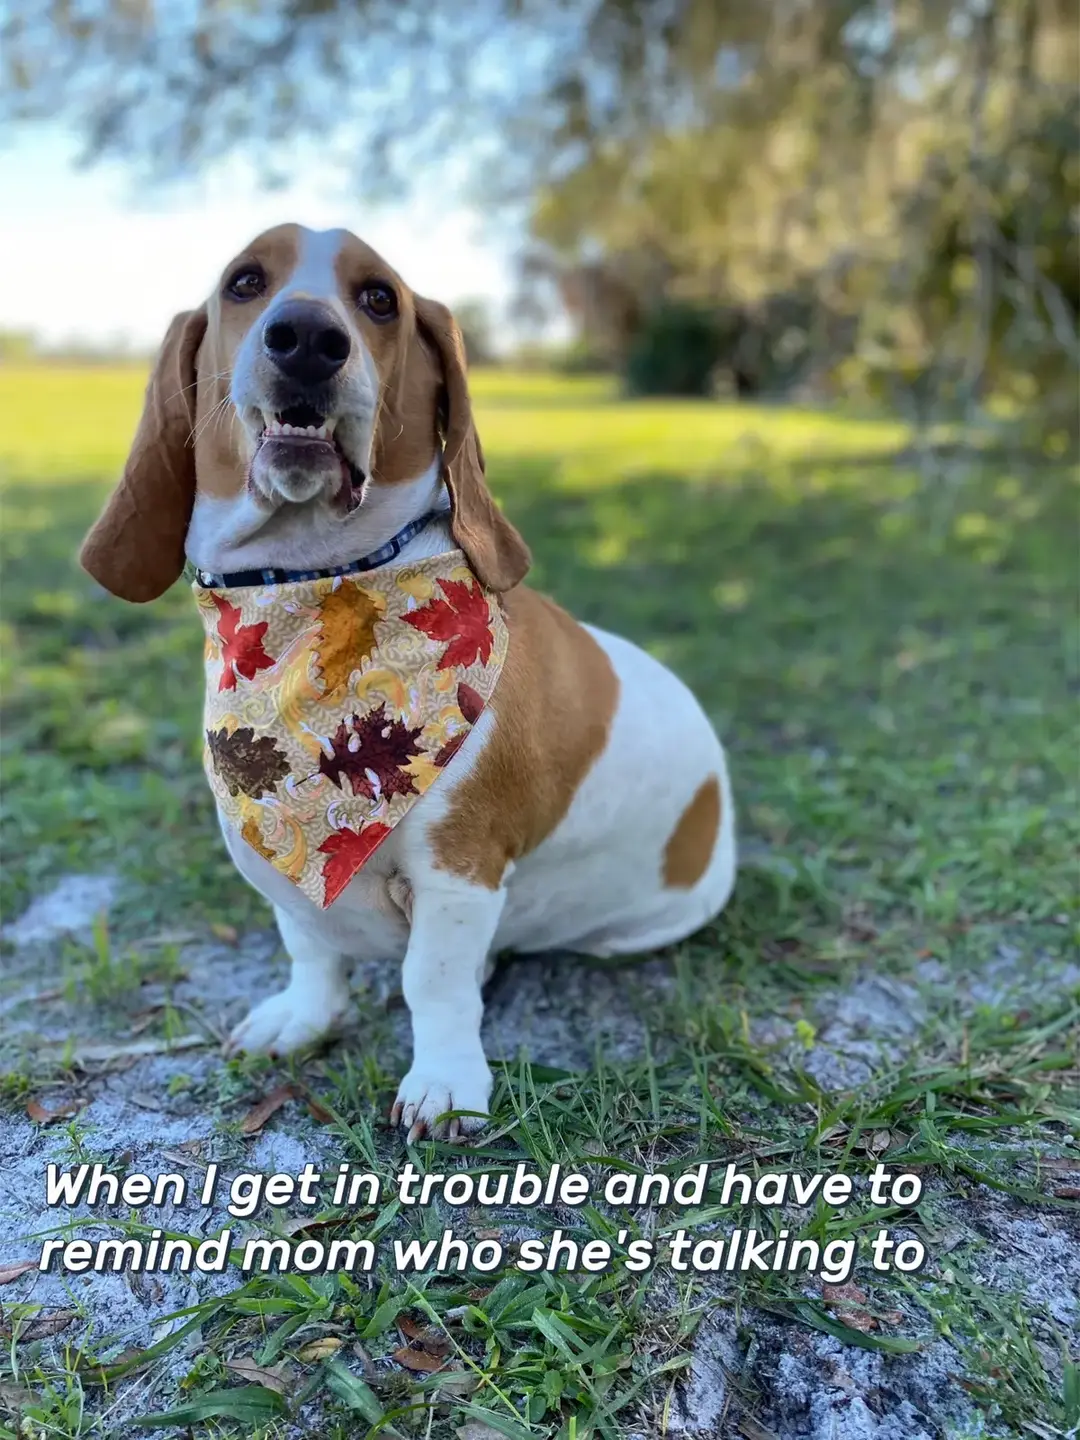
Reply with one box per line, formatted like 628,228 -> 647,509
225,986 -> 348,1058
391,1055 -> 492,1142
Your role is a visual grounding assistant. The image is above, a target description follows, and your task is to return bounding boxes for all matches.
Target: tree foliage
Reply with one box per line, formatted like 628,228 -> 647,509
3,0 -> 1076,428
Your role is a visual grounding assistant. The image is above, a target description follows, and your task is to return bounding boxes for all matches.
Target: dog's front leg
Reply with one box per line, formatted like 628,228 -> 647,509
226,906 -> 351,1057
391,870 -> 505,1142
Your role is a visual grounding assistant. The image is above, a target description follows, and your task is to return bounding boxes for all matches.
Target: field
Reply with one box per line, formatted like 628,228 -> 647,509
0,365 -> 1077,1440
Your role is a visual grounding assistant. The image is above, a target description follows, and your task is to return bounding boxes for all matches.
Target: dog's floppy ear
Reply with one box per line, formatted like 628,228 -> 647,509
413,295 -> 530,593
80,306 -> 208,603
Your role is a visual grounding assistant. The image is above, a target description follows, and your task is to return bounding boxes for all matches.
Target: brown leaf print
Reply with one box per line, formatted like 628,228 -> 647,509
314,583 -> 384,699
456,681 -> 485,724
433,731 -> 468,767
207,726 -> 290,798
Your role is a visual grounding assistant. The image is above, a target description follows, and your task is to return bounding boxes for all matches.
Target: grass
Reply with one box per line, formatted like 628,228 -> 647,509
0,364 -> 1077,1439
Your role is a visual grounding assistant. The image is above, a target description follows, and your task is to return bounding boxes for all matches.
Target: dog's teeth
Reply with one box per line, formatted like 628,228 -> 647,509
262,417 -> 335,439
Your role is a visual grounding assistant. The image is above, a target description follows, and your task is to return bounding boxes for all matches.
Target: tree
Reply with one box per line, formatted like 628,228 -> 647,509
453,300 -> 497,367
4,0 -> 1076,424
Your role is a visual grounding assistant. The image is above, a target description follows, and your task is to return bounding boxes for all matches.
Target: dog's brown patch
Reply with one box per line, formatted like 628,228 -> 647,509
195,225 -> 303,499
430,588 -> 619,888
662,775 -> 721,889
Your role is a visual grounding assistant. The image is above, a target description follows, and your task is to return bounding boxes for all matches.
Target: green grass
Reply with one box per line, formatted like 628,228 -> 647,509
1,364 -> 1077,1439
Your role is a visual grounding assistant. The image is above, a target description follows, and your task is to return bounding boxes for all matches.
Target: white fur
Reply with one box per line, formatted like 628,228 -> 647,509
228,226 -> 382,508
189,226 -> 736,1139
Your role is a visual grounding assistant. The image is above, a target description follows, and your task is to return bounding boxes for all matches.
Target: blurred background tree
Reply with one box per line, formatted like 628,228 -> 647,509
453,299 -> 497,368
3,0 -> 1075,437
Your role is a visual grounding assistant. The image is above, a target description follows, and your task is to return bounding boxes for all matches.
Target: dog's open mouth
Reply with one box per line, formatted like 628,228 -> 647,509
257,403 -> 366,510
262,402 -> 335,440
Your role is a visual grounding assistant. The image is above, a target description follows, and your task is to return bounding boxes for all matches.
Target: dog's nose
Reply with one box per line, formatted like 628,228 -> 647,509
262,299 -> 351,384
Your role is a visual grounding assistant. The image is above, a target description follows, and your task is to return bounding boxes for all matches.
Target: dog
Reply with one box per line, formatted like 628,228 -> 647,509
80,224 -> 736,1140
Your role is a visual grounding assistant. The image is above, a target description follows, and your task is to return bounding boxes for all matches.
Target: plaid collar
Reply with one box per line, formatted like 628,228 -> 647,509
192,509 -> 446,589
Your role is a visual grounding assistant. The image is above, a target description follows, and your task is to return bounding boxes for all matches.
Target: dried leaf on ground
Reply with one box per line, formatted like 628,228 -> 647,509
5,1309 -> 78,1342
128,1007 -> 165,1035
822,1282 -> 876,1333
226,1357 -> 292,1394
398,1313 -> 450,1354
304,1093 -> 335,1124
0,1260 -> 38,1285
393,1343 -> 447,1373
282,1210 -> 375,1238
297,1336 -> 343,1362
127,1091 -> 165,1112
26,1097 -> 83,1124
240,1084 -> 298,1135
41,1033 -> 207,1066
159,1142 -> 205,1166
0,1381 -> 37,1411
434,1365 -> 476,1396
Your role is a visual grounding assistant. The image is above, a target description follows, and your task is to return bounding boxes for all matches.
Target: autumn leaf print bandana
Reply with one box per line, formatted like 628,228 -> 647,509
194,548 -> 508,908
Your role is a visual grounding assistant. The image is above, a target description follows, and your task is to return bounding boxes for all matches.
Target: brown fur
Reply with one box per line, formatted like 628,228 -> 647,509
662,775 -> 721,888
80,307 -> 207,602
190,228 -> 303,501
79,223 -> 530,601
412,296 -> 531,593
430,587 -> 620,888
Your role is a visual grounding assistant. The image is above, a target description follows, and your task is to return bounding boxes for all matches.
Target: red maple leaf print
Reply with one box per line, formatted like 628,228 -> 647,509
318,703 -> 424,799
211,594 -> 276,691
403,579 -> 495,670
319,822 -> 392,905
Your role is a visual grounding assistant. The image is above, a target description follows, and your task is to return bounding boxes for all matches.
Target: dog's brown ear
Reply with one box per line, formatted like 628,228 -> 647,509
80,306 -> 208,602
413,296 -> 530,593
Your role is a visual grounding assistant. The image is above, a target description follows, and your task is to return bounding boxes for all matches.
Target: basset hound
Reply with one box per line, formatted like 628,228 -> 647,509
80,224 -> 736,1140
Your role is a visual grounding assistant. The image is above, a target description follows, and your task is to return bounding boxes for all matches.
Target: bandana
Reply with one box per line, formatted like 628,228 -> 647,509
194,548 -> 508,908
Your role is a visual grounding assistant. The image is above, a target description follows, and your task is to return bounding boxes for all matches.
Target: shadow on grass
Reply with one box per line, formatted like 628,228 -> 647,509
1,449 -> 1075,958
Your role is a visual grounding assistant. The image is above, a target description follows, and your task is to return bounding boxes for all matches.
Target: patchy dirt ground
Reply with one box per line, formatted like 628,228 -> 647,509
2,872 -> 1076,1440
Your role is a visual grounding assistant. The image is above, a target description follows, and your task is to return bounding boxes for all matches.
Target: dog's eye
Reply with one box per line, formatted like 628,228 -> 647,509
357,284 -> 398,322
226,266 -> 267,301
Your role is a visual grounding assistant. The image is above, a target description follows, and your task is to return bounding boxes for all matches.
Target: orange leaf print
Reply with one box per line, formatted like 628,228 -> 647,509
241,814 -> 277,863
315,583 -> 384,699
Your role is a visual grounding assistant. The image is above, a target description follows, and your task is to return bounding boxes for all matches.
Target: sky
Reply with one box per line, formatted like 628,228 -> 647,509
0,128 -> 518,353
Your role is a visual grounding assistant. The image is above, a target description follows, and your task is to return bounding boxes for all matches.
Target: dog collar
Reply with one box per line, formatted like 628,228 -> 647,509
194,546 -> 508,909
192,509 -> 445,589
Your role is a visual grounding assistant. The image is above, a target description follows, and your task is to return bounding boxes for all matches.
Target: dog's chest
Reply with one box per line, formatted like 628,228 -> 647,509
219,802 -> 413,957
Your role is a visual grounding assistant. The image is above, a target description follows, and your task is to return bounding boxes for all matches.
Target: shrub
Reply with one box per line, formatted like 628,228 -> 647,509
623,302 -> 724,397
